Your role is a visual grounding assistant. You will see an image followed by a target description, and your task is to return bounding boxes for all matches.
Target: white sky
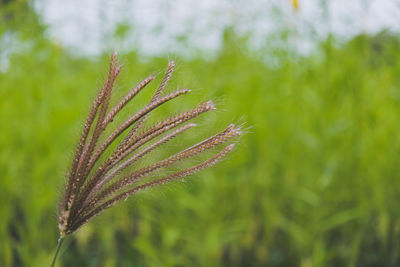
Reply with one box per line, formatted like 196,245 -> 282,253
34,0 -> 400,56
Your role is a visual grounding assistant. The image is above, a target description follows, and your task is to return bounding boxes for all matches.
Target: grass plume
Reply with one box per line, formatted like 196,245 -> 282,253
57,53 -> 241,238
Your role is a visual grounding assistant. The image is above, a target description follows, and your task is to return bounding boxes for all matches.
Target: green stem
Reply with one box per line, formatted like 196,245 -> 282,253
50,236 -> 64,267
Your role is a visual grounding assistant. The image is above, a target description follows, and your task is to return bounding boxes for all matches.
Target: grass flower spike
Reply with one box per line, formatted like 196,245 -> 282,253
56,52 -> 240,248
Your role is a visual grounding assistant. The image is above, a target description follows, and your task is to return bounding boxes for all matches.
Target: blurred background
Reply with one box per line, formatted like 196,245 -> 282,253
2,0 -> 400,266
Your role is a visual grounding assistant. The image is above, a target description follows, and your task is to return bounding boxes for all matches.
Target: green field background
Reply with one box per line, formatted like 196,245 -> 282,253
2,2 -> 400,266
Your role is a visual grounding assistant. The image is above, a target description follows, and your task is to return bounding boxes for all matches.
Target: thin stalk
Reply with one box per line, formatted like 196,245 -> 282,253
50,236 -> 64,267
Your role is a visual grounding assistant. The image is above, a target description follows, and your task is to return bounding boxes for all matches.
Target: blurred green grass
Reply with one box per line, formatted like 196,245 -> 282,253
2,4 -> 400,266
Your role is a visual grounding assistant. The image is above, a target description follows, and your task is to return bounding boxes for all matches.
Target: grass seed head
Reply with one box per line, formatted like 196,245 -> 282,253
58,53 -> 240,236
